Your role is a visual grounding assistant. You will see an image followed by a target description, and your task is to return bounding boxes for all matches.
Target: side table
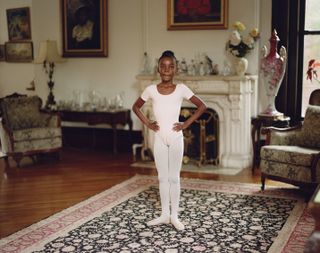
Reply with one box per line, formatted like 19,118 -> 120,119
251,115 -> 290,174
59,109 -> 133,154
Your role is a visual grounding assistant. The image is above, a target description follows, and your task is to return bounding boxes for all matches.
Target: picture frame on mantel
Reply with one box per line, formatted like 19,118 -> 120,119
167,0 -> 228,30
6,7 -> 32,41
61,0 -> 108,57
5,41 -> 33,62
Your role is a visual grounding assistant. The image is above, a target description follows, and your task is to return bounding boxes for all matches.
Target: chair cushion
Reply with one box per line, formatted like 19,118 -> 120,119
13,127 -> 61,142
260,145 -> 319,167
1,96 -> 49,130
298,105 -> 320,149
13,137 -> 62,153
260,159 -> 316,183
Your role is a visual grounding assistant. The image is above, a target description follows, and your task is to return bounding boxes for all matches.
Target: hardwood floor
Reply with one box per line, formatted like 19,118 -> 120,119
0,148 -> 291,239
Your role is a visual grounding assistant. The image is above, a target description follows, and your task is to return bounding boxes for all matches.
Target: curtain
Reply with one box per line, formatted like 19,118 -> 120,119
271,0 -> 305,124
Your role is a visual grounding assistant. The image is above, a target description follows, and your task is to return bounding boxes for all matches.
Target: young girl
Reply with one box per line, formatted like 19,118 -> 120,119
132,50 -> 207,230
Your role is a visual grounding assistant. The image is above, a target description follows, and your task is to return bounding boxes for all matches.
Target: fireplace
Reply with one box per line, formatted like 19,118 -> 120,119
180,107 -> 219,166
136,75 -> 258,169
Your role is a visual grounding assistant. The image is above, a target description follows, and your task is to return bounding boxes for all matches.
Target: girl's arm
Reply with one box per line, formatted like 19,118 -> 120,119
173,95 -> 207,131
132,97 -> 159,132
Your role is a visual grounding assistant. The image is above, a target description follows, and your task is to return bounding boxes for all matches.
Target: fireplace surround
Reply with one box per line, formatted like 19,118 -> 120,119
136,75 -> 258,169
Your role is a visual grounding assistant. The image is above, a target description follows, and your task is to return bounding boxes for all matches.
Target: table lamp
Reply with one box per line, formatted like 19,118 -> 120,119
34,40 -> 66,109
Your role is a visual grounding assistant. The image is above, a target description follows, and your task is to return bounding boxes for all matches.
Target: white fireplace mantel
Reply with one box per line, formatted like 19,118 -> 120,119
136,74 -> 258,169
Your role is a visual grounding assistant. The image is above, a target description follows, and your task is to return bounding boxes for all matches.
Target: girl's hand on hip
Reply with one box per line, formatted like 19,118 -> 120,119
147,121 -> 159,132
173,122 -> 185,132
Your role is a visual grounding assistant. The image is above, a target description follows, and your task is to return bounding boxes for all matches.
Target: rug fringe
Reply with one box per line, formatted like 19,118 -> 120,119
268,199 -> 306,253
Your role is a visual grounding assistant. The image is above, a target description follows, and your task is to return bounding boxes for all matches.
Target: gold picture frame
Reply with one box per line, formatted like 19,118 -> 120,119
61,0 -> 108,57
5,41 -> 33,62
167,0 -> 228,30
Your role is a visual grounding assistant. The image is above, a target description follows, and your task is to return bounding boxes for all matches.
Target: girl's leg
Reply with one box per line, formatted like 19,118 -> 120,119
168,136 -> 184,230
147,134 -> 170,226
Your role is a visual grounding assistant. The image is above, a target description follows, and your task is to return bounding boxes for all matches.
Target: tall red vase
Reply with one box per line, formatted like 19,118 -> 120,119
259,30 -> 287,117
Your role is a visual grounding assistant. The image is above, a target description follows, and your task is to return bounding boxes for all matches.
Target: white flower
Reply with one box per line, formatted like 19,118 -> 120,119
233,21 -> 246,31
232,49 -> 240,57
229,30 -> 241,46
250,28 -> 259,38
226,22 -> 260,58
243,35 -> 254,47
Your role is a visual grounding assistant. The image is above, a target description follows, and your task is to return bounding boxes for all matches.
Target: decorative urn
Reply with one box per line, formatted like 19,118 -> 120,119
259,30 -> 287,117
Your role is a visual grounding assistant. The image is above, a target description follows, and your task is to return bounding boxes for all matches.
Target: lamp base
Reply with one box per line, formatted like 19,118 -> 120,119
45,91 -> 56,110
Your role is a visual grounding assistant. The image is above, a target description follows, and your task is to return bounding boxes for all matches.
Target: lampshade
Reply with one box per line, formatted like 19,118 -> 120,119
34,40 -> 66,64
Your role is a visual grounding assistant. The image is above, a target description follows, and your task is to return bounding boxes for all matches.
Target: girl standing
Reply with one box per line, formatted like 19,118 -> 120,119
132,50 -> 207,230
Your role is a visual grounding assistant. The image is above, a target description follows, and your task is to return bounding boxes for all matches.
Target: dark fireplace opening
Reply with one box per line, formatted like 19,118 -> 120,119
180,107 -> 219,166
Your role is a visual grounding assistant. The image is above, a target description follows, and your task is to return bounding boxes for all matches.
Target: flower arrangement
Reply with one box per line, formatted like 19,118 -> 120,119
307,59 -> 320,84
226,21 -> 259,58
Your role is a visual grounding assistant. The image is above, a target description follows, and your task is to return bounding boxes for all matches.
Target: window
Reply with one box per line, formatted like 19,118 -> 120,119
301,0 -> 320,115
272,0 -> 320,122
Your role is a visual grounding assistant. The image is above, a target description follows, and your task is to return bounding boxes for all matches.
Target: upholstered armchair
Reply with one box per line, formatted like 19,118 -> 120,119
0,95 -> 62,167
260,104 -> 320,190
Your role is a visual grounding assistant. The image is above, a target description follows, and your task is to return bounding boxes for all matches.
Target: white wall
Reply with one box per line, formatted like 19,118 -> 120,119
258,0 -> 273,113
146,0 -> 261,73
0,0 -> 272,130
0,0 -> 35,97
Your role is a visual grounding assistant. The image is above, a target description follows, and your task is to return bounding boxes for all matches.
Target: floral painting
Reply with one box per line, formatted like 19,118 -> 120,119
167,0 -> 228,30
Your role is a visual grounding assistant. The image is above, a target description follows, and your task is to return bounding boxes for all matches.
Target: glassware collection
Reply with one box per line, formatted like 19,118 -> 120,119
140,52 -> 220,76
57,90 -> 125,112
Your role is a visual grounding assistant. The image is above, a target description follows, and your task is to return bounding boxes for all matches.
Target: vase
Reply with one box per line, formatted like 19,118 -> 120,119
259,30 -> 287,117
235,57 -> 248,76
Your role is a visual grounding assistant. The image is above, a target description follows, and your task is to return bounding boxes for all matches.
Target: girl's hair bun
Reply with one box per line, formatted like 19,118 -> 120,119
161,50 -> 175,58
159,50 -> 176,62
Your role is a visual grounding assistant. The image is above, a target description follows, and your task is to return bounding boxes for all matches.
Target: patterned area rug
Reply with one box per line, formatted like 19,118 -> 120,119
0,175 -> 314,253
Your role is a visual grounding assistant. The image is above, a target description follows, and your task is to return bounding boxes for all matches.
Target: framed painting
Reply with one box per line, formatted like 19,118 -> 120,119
5,42 -> 33,62
6,7 -> 32,41
167,0 -> 228,30
0,45 -> 5,61
61,0 -> 108,57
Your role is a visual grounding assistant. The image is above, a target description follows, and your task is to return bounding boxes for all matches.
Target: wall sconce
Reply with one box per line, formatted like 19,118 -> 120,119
34,40 -> 66,109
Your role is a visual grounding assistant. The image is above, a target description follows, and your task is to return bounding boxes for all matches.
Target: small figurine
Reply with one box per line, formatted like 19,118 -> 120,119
212,64 -> 219,75
153,58 -> 159,75
179,58 -> 188,75
221,60 -> 231,76
204,55 -> 214,75
140,52 -> 151,74
199,62 -> 206,76
26,79 -> 35,91
187,60 -> 196,76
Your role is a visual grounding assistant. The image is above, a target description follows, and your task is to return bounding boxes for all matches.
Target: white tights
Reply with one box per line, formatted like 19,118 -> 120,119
147,133 -> 185,230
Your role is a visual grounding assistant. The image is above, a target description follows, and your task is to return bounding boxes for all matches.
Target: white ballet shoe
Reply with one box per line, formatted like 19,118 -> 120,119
147,216 -> 170,226
170,217 -> 185,230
